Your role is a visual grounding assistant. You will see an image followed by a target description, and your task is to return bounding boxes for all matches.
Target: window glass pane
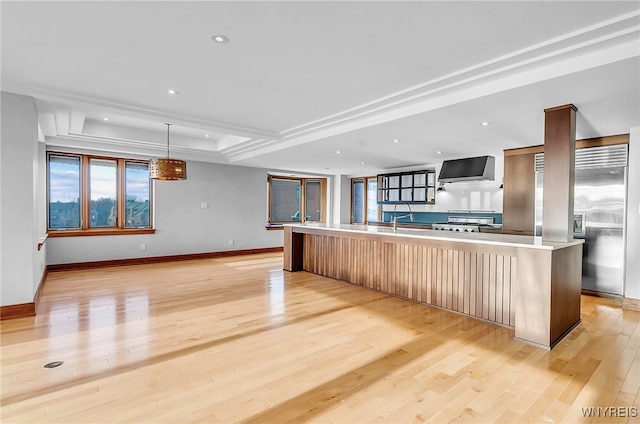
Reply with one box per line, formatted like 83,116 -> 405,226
414,188 -> 426,201
401,188 -> 413,201
367,178 -> 378,222
49,155 -> 81,229
125,162 -> 150,227
414,173 -> 426,187
428,187 -> 436,203
271,178 -> 301,222
305,180 -> 322,222
401,174 -> 413,187
90,159 -> 117,227
428,172 -> 435,185
352,180 -> 364,224
388,175 -> 400,188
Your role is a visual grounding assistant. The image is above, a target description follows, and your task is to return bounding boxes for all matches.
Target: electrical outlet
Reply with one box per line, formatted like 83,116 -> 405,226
228,239 -> 234,246
140,244 -> 146,251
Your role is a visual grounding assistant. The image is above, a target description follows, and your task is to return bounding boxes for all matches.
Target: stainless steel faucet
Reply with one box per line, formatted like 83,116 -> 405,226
392,202 -> 414,231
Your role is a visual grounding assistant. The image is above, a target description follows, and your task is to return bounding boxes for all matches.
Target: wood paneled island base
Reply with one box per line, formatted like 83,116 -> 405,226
284,224 -> 584,349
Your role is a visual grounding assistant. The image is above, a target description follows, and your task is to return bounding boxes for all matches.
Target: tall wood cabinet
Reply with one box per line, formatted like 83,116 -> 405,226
502,150 -> 536,235
501,135 -> 629,236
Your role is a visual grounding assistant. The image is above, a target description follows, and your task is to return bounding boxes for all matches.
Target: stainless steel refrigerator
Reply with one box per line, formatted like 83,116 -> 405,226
535,145 -> 628,295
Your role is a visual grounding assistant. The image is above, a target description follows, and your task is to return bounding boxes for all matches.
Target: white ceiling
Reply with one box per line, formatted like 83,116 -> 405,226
2,1 -> 639,176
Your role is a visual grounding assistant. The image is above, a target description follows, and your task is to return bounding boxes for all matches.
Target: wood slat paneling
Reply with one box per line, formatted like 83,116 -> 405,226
302,234 -> 516,327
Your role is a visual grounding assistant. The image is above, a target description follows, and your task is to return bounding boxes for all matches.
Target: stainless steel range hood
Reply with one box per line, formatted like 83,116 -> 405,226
438,155 -> 495,183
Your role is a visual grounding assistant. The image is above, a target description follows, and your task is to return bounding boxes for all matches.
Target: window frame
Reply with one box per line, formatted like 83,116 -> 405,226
351,176 -> 381,224
267,175 -> 327,224
47,151 -> 154,237
376,169 -> 436,204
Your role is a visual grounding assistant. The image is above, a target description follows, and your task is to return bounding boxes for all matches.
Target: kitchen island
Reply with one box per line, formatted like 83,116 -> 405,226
284,223 -> 583,349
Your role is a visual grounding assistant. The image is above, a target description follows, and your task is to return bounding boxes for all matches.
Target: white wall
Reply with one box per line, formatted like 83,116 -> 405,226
625,127 -> 640,300
47,161 -> 283,264
0,92 -> 44,306
380,157 -> 504,215
34,143 -> 47,294
331,174 -> 351,225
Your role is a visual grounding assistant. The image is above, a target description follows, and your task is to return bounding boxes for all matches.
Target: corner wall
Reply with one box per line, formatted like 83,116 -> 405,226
0,92 -> 42,306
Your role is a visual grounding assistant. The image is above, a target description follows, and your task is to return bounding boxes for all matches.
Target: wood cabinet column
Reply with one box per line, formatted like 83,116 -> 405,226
503,152 -> 535,235
283,226 -> 303,271
542,104 -> 577,242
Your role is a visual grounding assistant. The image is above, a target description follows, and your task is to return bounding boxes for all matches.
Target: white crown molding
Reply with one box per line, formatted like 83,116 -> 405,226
46,133 -> 228,163
217,138 -> 282,156
281,10 -> 640,139
69,109 -> 86,134
35,99 -> 57,136
228,12 -> 640,162
1,82 -> 281,141
7,10 -> 639,166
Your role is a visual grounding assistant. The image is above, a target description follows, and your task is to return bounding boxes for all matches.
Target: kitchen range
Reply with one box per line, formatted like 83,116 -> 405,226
431,216 -> 495,232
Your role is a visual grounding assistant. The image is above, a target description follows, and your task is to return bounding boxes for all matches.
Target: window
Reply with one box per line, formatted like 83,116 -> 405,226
377,170 -> 436,204
124,162 -> 151,228
89,159 -> 117,227
351,177 -> 380,224
48,155 -> 81,229
47,152 -> 153,235
268,175 -> 326,224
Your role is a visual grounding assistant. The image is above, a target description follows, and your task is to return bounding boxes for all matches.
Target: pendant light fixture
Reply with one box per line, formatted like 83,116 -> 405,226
149,123 -> 187,181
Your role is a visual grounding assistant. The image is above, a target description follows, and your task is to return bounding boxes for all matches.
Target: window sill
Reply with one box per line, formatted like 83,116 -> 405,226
265,225 -> 284,230
48,228 -> 156,237
38,234 -> 48,250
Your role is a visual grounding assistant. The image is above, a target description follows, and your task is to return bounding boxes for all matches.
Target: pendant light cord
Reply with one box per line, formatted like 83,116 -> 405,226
165,123 -> 172,158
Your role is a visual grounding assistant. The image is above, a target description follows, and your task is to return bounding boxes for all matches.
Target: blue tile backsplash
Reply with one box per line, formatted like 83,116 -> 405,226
381,211 -> 502,225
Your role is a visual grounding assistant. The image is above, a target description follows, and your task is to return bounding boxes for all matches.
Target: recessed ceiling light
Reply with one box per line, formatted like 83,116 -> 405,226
103,117 -> 110,121
336,150 -> 341,154
393,139 -> 399,143
205,134 -> 210,138
437,151 -> 442,154
167,89 -> 179,95
361,161 -> 365,165
211,34 -> 229,44
481,121 -> 491,126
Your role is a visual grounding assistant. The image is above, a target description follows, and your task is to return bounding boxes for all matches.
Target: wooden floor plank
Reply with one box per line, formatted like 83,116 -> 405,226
0,252 -> 638,423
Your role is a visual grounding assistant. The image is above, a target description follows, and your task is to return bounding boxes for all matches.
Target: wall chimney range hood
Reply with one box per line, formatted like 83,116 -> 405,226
438,155 -> 495,183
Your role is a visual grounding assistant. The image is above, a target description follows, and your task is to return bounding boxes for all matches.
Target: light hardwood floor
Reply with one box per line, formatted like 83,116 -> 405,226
1,252 -> 638,423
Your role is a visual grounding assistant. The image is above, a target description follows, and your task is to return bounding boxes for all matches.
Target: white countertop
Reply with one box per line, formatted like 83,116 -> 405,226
286,223 -> 584,250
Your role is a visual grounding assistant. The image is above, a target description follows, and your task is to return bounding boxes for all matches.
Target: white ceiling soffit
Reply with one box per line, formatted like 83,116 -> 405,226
2,2 -> 639,175
30,92 -> 276,161
228,11 -> 640,162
